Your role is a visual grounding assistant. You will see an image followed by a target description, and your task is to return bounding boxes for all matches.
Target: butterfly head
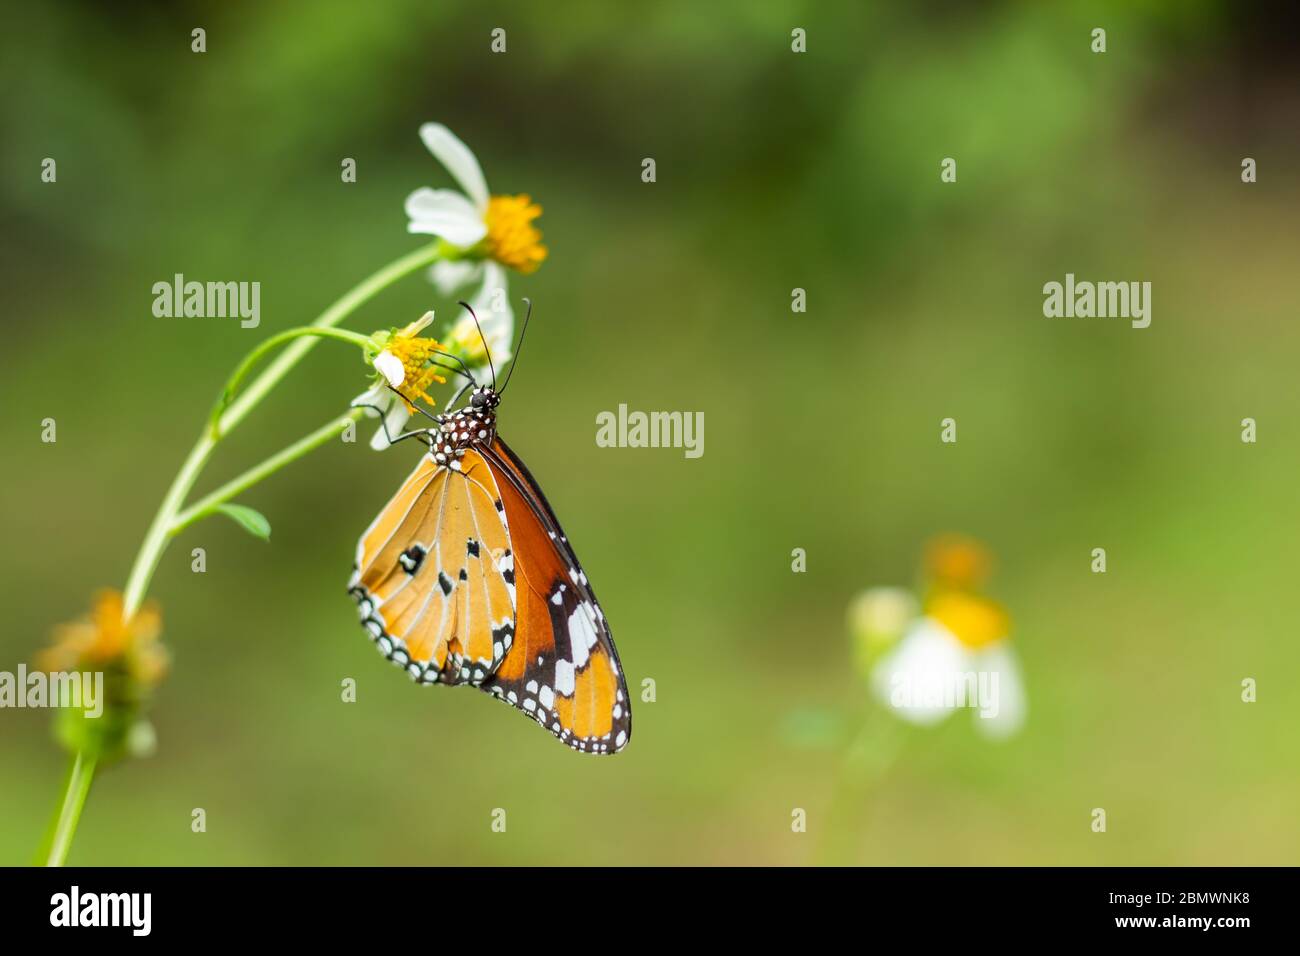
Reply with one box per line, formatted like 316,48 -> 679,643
469,385 -> 501,410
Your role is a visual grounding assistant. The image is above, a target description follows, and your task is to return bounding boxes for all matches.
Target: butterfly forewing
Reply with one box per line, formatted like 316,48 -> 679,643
350,448 -> 515,685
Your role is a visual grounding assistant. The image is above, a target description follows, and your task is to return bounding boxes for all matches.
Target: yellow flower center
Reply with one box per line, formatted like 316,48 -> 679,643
484,194 -> 547,273
926,591 -> 1008,650
384,332 -> 448,409
447,323 -> 489,368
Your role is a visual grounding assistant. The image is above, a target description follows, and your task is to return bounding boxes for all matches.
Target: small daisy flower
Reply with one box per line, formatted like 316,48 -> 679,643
405,123 -> 546,379
355,312 -> 448,450
870,590 -> 1027,739
37,589 -> 169,761
856,536 -> 1027,740
405,122 -> 548,274
38,589 -> 167,687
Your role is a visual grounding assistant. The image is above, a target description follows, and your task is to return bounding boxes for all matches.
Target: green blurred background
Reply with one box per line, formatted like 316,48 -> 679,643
2,0 -> 1298,865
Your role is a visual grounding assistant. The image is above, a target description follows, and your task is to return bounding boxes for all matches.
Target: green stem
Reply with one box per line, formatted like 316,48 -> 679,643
120,241 -> 439,620
41,242 -> 440,869
171,409 -> 365,535
209,327 -> 371,438
43,752 -> 97,867
122,436 -> 215,618
811,706 -> 903,866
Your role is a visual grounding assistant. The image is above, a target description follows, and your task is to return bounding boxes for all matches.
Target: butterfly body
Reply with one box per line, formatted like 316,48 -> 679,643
428,390 -> 499,471
349,384 -> 630,754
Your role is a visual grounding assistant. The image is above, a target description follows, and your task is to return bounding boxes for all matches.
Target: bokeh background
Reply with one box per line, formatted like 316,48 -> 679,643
2,0 -> 1298,865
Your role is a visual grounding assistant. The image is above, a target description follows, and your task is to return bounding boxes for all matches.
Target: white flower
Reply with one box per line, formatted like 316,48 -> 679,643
404,123 -> 546,383
352,312 -> 440,451
869,594 -> 1027,740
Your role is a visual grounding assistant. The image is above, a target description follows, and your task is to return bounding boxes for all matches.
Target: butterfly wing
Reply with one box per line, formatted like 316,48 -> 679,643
478,436 -> 631,754
349,449 -> 516,685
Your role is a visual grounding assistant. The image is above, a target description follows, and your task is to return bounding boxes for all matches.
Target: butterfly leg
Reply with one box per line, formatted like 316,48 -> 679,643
349,401 -> 435,448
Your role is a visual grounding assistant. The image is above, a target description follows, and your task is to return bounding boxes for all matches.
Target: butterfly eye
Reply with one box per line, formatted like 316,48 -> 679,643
471,392 -> 487,408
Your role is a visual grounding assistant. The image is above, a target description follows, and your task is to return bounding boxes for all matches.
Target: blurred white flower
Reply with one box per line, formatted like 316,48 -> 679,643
869,590 -> 1026,739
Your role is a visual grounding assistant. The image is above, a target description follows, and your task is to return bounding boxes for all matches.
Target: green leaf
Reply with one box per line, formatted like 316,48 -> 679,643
212,503 -> 271,541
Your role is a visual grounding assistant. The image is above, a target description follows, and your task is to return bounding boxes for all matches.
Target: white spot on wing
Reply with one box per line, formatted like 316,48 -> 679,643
554,659 -> 575,696
567,605 -> 596,668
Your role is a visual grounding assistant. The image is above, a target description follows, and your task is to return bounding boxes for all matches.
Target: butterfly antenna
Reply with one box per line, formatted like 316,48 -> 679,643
499,297 -> 532,395
430,355 -> 477,386
458,300 -> 495,391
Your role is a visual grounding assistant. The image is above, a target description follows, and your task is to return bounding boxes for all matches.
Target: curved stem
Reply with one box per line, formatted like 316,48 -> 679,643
209,327 -> 371,438
43,243 -> 440,869
44,752 -> 97,867
122,436 -> 215,618
219,242 -> 442,435
171,409 -> 364,535
120,242 -> 440,620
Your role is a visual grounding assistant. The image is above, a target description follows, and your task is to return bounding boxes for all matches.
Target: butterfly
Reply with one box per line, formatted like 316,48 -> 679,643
347,304 -> 630,754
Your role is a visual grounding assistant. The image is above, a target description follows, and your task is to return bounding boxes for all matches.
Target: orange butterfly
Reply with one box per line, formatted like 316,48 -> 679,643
348,307 -> 630,754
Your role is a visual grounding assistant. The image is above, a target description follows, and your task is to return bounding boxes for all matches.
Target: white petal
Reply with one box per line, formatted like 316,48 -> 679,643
373,350 -> 405,387
351,385 -> 387,418
453,262 -> 514,382
870,618 -> 969,725
400,310 -> 436,337
428,259 -> 483,296
404,188 -> 487,246
473,260 -> 510,313
370,402 -> 410,451
473,261 -> 514,361
418,123 -> 490,210
971,643 -> 1027,740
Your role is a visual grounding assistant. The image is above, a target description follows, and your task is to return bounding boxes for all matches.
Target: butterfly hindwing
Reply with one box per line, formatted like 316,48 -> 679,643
478,437 -> 631,754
